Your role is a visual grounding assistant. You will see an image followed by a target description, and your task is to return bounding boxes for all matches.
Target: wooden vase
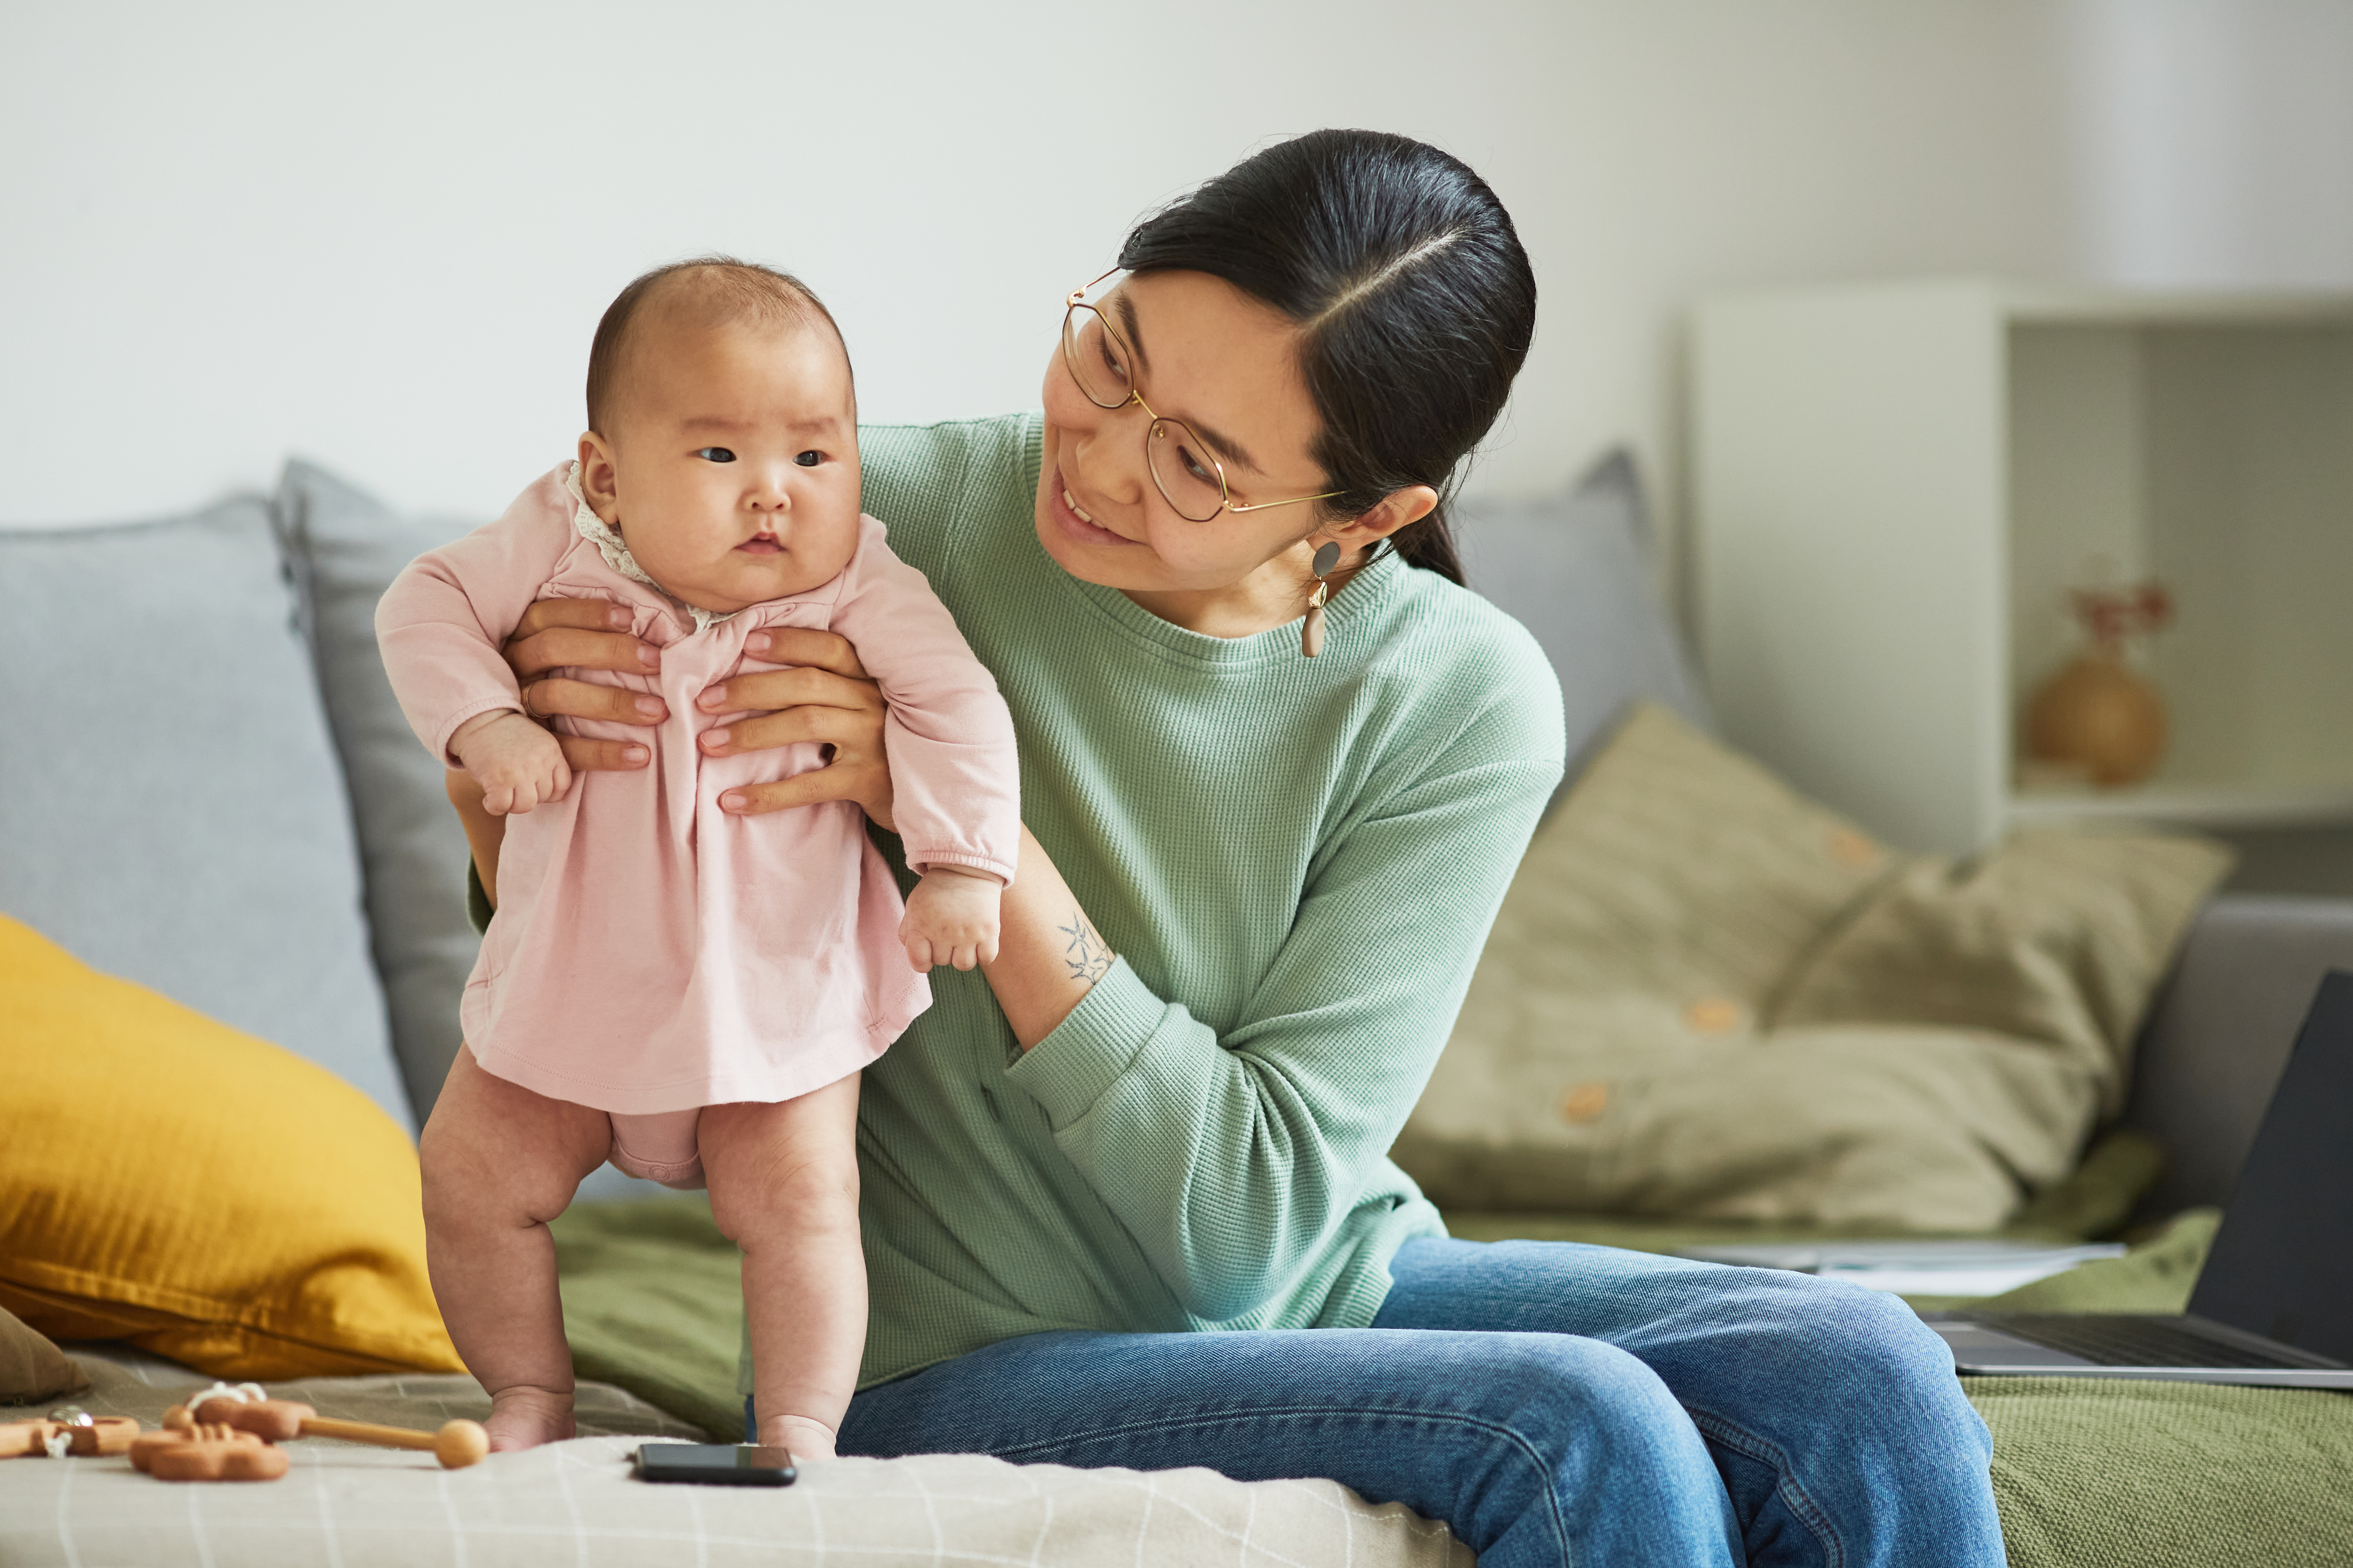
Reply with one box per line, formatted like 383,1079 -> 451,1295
2025,649 -> 2168,787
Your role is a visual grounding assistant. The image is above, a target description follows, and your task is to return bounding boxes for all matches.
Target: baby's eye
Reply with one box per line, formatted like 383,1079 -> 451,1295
695,447 -> 737,464
794,450 -> 823,468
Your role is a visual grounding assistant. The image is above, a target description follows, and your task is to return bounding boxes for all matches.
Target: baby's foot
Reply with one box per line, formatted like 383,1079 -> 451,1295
761,1413 -> 838,1464
485,1384 -> 577,1451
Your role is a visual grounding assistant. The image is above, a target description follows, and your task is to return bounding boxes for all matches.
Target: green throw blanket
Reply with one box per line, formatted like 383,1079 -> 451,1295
552,1194 -> 2353,1567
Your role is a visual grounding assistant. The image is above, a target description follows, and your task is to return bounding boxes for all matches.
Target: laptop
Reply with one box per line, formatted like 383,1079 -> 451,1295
1926,969 -> 2353,1389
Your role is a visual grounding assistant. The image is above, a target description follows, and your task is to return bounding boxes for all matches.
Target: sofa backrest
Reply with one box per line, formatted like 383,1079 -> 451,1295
0,498 -> 413,1132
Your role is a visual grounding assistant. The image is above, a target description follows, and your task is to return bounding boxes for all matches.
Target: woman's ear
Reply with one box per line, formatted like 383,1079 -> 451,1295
1325,484 -> 1439,554
576,432 -> 623,527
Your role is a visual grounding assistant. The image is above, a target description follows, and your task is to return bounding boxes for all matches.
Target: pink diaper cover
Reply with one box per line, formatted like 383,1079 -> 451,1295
608,1108 -> 706,1189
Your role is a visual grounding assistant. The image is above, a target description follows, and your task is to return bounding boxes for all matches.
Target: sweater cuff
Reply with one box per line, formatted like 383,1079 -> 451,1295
1002,957 -> 1165,1131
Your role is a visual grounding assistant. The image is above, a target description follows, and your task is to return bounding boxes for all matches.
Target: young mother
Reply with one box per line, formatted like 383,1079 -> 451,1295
463,130 -> 2004,1567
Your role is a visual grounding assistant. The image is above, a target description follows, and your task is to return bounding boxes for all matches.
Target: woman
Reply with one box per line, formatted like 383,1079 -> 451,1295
456,130 -> 2004,1567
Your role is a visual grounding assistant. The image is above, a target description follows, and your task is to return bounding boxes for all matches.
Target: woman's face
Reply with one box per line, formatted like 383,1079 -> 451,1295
1035,270 -> 1340,601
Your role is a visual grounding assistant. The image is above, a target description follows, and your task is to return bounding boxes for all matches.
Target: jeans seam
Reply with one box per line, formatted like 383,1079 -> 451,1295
1686,1405 -> 1843,1568
989,1404 -> 1574,1567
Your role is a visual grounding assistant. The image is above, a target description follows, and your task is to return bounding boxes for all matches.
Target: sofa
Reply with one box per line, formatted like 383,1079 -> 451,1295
5,450 -> 2352,1565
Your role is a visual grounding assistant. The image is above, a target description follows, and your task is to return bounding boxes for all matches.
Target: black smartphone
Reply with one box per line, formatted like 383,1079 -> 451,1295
633,1443 -> 798,1486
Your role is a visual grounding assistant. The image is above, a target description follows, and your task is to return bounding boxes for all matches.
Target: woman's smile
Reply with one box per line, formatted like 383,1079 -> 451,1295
1047,465 -> 1140,548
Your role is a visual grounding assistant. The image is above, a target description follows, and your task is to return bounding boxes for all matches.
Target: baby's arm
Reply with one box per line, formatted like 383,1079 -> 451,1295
825,518 -> 1021,974
376,467 -> 582,785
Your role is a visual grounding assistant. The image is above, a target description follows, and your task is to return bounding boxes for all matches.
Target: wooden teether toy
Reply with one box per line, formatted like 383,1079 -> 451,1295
1,1420 -> 64,1459
0,1408 -> 140,1459
177,1383 -> 490,1470
53,1413 -> 139,1456
143,1423 -> 289,1482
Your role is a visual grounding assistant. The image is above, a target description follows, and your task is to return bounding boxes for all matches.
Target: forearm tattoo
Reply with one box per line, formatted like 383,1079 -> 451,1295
1058,909 -> 1113,985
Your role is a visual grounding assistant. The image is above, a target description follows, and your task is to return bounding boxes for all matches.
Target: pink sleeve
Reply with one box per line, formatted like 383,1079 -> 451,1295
829,516 -> 1021,885
374,466 -> 578,765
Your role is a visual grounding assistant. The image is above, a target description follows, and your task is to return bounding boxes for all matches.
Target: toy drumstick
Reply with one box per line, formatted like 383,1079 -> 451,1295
187,1393 -> 489,1469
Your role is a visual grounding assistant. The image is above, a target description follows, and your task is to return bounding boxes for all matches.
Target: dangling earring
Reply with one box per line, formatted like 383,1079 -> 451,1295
1301,540 -> 1341,658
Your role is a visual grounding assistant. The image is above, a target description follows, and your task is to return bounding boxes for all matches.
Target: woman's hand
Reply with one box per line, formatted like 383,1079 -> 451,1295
497,600 -> 895,829
500,599 -> 663,773
697,628 -> 894,830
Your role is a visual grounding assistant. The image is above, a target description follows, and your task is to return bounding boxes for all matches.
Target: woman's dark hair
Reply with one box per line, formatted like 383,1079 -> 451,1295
1117,130 -> 1536,585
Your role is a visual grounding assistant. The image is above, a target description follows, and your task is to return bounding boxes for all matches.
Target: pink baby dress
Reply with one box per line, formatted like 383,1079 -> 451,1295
376,464 -> 1020,1117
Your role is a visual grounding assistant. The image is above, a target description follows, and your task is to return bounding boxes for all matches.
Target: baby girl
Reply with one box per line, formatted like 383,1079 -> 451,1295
377,259 -> 1020,1459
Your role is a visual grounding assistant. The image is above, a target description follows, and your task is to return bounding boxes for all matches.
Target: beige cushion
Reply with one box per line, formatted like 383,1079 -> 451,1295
1395,705 -> 2232,1231
0,1304 -> 88,1405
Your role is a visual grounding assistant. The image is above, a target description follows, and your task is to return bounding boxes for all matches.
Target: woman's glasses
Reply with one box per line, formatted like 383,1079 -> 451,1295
1061,270 -> 1342,524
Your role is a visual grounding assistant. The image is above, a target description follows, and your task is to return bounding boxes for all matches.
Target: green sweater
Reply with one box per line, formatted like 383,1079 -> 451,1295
827,414 -> 1565,1388
466,412 -> 1565,1391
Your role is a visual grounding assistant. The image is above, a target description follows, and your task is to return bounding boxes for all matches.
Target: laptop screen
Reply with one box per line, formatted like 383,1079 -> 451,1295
2187,969 -> 2353,1363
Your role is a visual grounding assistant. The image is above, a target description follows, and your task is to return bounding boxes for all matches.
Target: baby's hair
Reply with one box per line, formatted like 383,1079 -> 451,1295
585,255 -> 849,434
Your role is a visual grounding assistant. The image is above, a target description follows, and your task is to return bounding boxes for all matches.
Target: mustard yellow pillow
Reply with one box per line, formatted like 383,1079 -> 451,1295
0,916 -> 463,1377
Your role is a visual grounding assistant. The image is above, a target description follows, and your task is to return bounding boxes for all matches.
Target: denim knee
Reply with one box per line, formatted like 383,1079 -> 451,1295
1463,1331 -> 1723,1487
1705,1271 -> 1990,1465
1424,1333 -> 1735,1566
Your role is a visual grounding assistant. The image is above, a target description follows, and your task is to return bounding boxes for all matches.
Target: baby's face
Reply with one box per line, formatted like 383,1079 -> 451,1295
580,316 -> 860,614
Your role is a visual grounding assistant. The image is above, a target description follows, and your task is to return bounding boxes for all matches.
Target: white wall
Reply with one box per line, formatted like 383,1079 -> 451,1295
0,0 -> 2219,543
2069,0 -> 2353,289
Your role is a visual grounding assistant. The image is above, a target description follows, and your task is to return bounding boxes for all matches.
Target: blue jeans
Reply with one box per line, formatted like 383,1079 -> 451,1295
752,1237 -> 2005,1567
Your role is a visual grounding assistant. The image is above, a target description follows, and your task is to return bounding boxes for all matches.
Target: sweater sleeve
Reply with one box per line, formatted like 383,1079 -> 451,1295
827,516 -> 1021,884
375,466 -> 578,763
1001,681 -> 1564,1323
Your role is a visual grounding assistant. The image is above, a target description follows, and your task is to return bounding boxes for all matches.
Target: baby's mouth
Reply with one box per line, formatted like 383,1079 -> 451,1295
735,536 -> 783,555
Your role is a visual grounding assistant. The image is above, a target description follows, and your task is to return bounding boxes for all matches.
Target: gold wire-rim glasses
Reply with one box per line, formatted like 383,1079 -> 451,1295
1061,269 -> 1345,523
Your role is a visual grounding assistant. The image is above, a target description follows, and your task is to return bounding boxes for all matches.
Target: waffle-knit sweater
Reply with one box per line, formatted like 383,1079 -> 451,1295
471,412 -> 1565,1391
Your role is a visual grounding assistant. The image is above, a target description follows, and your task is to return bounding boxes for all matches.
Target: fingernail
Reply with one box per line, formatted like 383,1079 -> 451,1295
637,646 -> 658,670
698,688 -> 725,710
634,696 -> 663,718
720,791 -> 745,811
703,728 -> 729,750
623,745 -> 648,763
607,605 -> 631,628
746,633 -> 769,655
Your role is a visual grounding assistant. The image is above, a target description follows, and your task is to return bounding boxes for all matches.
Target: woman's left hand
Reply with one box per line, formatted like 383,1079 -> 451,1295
697,627 -> 896,830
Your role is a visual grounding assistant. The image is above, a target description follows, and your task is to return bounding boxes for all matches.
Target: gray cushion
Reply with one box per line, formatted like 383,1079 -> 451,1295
273,461 -> 482,1124
1455,448 -> 1714,788
0,498 -> 411,1132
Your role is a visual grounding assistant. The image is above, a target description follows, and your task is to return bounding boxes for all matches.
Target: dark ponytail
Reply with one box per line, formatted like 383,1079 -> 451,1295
1117,130 -> 1536,586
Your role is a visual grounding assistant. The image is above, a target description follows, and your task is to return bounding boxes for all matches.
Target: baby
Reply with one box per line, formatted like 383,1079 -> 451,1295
377,259 -> 1020,1459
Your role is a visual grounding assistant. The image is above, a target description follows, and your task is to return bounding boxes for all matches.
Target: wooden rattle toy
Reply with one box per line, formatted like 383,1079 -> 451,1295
138,1422 -> 289,1482
177,1387 -> 490,1470
1,1420 -> 64,1459
53,1413 -> 139,1457
0,1408 -> 140,1459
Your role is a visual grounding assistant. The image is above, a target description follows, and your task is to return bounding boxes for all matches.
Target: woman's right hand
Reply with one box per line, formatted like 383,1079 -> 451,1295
499,599 -> 665,772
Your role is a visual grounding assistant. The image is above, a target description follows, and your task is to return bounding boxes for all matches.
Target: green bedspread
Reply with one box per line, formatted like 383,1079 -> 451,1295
551,1194 -> 2353,1567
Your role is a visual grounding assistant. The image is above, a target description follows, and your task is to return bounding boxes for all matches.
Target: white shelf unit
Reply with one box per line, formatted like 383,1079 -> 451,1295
1692,281 -> 2353,856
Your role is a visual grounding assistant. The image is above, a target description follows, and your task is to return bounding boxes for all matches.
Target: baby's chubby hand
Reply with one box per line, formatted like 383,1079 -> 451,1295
899,865 -> 1004,973
449,710 -> 573,816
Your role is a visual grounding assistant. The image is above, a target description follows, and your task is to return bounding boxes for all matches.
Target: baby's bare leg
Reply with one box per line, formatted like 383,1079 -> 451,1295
700,1073 -> 865,1463
420,1046 -> 613,1451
